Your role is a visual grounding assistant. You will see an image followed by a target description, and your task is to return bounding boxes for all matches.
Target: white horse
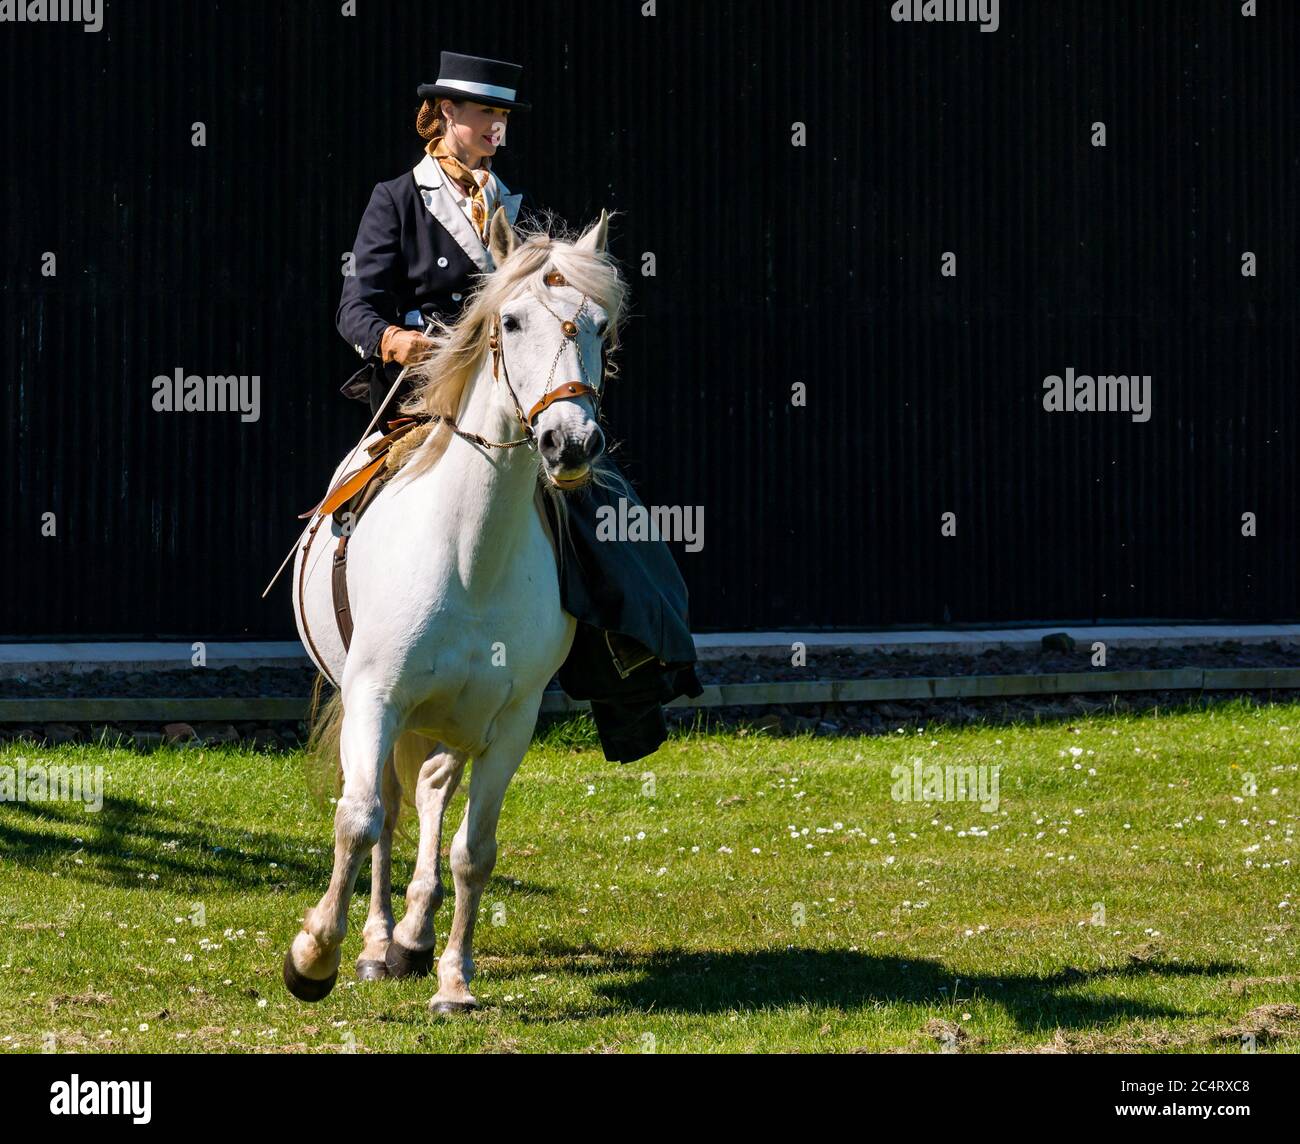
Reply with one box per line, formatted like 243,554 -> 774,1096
286,209 -> 624,1011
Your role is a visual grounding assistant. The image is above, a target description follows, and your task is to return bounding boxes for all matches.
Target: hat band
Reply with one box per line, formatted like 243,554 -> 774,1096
434,78 -> 517,102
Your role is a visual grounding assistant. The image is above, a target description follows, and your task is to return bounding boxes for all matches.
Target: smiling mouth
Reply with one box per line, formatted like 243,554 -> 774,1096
481,134 -> 497,145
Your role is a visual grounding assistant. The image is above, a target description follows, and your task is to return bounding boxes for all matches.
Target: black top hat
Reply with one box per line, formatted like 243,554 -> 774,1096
418,52 -> 531,111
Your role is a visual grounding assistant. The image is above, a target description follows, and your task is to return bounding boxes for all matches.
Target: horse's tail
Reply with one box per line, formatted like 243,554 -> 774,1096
304,673 -> 344,805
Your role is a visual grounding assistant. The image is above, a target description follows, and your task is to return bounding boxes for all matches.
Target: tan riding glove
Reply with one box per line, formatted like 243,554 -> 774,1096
380,326 -> 435,367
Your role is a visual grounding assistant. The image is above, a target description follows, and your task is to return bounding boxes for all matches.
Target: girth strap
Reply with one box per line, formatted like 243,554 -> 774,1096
328,466 -> 389,653
332,535 -> 354,651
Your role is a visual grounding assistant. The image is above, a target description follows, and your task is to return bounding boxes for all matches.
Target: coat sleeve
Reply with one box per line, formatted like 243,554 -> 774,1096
336,181 -> 403,361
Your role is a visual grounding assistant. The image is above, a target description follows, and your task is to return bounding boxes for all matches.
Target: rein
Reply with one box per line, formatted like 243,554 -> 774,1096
436,269 -> 605,451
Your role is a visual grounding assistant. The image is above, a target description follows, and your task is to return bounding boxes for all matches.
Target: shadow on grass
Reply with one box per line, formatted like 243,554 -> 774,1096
514,946 -> 1241,1034
0,794 -> 326,892
0,795 -> 559,903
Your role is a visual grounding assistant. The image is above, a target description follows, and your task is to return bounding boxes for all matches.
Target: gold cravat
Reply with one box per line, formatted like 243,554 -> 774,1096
431,138 -> 492,240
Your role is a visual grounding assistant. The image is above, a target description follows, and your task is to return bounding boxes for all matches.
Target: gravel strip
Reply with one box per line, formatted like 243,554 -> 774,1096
1,640 -> 1296,749
2,639 -> 1297,699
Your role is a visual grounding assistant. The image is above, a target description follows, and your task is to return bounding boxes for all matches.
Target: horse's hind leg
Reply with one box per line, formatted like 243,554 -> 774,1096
355,751 -> 401,980
431,705 -> 534,1014
387,742 -> 467,978
284,691 -> 397,1002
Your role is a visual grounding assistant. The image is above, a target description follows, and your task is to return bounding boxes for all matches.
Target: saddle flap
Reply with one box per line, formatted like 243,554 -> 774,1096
297,419 -> 426,520
297,455 -> 388,520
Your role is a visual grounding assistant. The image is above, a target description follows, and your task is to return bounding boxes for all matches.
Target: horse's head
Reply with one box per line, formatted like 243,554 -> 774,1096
485,209 -> 620,489
402,211 -> 627,492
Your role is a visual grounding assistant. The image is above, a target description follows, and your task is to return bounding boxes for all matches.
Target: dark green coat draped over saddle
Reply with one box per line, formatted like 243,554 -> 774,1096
542,459 -> 703,762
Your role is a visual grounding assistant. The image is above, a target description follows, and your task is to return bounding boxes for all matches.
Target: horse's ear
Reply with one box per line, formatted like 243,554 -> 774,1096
488,205 -> 517,267
575,209 -> 609,255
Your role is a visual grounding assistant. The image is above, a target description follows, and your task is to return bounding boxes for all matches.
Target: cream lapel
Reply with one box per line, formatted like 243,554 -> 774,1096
413,153 -> 493,272
494,173 -> 523,228
412,155 -> 523,272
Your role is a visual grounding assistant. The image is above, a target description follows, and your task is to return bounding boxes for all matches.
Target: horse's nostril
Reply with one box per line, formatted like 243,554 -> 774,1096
585,424 -> 606,459
538,428 -> 563,457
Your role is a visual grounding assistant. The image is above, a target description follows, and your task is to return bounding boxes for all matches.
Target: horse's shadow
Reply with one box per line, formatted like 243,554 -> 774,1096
0,794 -> 325,892
0,794 -> 561,900
517,945 -> 1241,1034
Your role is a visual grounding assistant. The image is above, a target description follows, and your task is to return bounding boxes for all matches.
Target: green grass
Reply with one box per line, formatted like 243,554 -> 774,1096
1,698 -> 1297,1053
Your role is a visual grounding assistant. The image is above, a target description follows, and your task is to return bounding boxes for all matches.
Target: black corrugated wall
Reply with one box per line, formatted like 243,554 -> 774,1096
1,0 -> 1296,637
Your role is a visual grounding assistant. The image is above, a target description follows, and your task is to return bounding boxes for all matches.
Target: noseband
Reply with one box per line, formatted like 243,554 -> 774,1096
433,270 -> 605,452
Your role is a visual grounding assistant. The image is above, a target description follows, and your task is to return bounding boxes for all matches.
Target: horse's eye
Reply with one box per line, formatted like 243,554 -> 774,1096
502,314 -> 520,332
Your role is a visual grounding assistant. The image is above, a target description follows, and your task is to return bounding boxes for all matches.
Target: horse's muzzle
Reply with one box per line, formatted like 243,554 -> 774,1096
539,423 -> 605,488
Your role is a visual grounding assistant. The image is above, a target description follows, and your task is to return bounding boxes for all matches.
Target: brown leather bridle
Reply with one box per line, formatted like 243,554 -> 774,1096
433,270 -> 606,451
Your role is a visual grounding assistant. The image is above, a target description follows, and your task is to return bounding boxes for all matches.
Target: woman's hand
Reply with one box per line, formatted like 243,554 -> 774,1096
381,326 -> 436,367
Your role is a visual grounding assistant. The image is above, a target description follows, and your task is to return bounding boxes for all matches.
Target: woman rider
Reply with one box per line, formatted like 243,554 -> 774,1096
335,52 -> 701,763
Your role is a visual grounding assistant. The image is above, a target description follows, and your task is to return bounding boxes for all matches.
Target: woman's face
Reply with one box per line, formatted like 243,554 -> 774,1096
441,99 -> 511,163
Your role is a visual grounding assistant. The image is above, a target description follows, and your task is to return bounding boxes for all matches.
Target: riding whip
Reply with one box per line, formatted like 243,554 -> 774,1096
260,317 -> 438,599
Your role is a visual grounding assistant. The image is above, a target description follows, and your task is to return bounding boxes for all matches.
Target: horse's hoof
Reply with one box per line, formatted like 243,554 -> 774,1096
384,940 -> 435,979
430,997 -> 478,1015
282,950 -> 338,1002
356,959 -> 388,982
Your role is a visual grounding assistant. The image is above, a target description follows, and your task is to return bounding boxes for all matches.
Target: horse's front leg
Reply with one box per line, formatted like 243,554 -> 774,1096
386,742 -> 467,977
431,705 -> 535,1014
284,689 -> 397,1002
356,751 -> 401,980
